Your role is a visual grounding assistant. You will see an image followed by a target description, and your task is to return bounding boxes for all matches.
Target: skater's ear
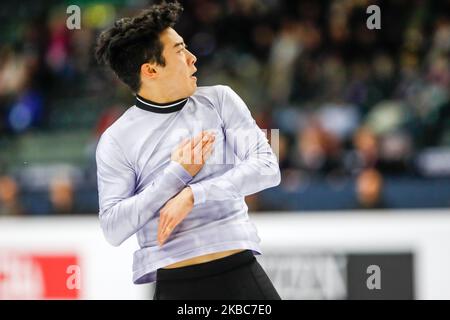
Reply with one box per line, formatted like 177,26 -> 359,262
141,62 -> 159,80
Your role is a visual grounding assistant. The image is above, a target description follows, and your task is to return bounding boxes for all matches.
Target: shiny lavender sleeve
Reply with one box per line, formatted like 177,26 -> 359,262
188,85 -> 281,205
96,133 -> 192,246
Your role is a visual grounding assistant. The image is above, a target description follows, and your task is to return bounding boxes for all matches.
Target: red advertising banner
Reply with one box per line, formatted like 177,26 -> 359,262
0,252 -> 80,299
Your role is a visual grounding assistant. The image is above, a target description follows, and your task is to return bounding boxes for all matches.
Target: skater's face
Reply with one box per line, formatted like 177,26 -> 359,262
140,27 -> 198,99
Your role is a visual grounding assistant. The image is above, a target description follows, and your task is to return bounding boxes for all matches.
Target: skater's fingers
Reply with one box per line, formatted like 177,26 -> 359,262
202,141 -> 215,161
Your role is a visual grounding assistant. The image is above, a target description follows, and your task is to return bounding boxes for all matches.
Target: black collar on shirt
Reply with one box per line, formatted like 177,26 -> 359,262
135,94 -> 188,113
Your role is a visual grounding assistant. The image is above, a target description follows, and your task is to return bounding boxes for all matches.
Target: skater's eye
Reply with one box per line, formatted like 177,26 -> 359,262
178,44 -> 188,53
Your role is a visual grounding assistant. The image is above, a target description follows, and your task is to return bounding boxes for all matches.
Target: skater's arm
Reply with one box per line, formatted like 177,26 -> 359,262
188,85 -> 281,205
96,134 -> 192,246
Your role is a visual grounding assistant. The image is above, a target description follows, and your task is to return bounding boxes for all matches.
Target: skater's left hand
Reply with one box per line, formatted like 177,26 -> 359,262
157,187 -> 194,246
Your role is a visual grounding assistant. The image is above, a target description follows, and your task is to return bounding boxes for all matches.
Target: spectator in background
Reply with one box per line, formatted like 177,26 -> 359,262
49,175 -> 75,214
93,105 -> 125,139
0,47 -> 27,96
355,168 -> 386,210
245,194 -> 261,212
350,126 -> 379,172
0,0 -> 449,214
276,132 -> 294,170
0,175 -> 24,216
296,117 -> 341,174
84,104 -> 126,184
267,19 -> 303,105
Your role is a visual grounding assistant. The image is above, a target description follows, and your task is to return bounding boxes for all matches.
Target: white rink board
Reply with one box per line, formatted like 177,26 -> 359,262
0,216 -> 151,299
0,209 -> 449,299
252,209 -> 450,300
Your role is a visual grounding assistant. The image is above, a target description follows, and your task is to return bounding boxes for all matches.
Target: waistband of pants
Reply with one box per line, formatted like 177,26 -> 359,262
156,250 -> 255,281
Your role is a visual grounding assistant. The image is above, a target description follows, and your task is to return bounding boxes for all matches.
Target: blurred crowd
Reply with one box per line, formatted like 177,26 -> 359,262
1,0 -> 450,215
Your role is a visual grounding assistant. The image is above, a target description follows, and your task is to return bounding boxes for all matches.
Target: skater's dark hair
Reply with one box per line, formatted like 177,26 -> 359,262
95,1 -> 183,92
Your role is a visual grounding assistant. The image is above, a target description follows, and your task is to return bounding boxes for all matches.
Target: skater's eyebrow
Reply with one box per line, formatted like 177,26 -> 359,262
173,40 -> 186,49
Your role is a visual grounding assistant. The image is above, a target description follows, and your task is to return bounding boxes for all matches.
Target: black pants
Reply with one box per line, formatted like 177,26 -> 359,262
153,250 -> 281,300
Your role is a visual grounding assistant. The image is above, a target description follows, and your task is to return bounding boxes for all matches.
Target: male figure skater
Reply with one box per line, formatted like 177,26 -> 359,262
95,1 -> 281,300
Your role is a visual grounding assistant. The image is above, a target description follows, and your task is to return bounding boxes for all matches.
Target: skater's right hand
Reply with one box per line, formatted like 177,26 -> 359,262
171,130 -> 215,177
